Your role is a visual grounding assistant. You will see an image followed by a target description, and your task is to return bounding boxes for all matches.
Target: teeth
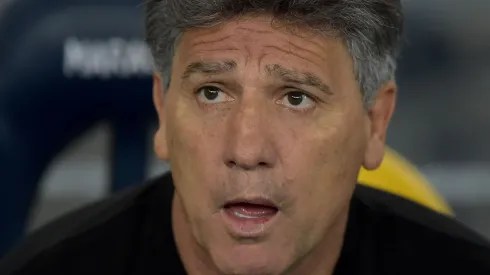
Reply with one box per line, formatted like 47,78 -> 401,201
234,211 -> 261,219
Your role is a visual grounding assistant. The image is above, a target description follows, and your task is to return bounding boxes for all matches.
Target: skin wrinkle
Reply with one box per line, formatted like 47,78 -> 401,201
191,35 -> 234,48
191,21 -> 331,73
283,40 -> 328,65
264,64 -> 332,96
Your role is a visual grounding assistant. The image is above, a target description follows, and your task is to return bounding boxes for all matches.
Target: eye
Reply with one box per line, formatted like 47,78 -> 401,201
278,91 -> 315,111
196,86 -> 232,104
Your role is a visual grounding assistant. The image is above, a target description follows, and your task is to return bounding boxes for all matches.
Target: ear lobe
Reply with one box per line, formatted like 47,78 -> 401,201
153,73 -> 169,161
154,127 -> 169,161
362,81 -> 397,170
363,139 -> 385,170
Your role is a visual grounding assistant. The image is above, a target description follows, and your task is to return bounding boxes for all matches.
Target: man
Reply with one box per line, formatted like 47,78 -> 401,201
1,0 -> 490,274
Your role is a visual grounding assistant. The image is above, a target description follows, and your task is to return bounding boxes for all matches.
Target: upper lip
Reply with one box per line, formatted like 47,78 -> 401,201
223,197 -> 278,209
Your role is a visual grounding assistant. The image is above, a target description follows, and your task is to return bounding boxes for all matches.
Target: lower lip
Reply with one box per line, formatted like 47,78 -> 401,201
221,205 -> 279,238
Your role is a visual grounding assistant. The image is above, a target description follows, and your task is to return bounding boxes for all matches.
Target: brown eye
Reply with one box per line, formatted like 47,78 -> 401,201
202,86 -> 220,100
196,86 -> 232,104
287,92 -> 306,106
279,91 -> 315,111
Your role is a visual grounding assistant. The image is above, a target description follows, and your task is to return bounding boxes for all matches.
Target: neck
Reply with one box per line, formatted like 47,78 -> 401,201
172,192 -> 350,275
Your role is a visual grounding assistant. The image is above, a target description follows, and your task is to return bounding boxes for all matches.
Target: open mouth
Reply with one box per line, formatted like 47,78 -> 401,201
223,199 -> 279,221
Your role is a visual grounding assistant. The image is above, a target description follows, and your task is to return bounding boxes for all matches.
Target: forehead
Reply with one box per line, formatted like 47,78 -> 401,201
169,16 -> 359,97
174,16 -> 352,71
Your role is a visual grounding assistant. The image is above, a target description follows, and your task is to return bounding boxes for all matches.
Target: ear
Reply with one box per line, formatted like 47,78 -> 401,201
363,80 -> 397,170
153,73 -> 169,161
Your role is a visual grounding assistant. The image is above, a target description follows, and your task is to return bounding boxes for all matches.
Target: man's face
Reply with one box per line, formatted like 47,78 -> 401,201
153,16 -> 395,275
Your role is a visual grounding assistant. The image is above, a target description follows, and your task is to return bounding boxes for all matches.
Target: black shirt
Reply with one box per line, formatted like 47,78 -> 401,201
1,173 -> 490,274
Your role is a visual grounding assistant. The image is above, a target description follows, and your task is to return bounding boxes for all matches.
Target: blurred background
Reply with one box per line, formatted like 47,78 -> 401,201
0,0 -> 489,258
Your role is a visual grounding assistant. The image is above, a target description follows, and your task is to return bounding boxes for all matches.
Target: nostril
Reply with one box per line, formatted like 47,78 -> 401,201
226,160 -> 237,168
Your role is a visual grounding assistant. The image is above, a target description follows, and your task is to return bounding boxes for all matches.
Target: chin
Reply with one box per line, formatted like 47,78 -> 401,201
209,242 -> 290,275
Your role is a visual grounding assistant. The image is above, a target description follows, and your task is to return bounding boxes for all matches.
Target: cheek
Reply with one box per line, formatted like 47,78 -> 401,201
168,96 -> 218,164
166,97 -> 227,201
280,110 -> 366,215
167,103 -> 199,171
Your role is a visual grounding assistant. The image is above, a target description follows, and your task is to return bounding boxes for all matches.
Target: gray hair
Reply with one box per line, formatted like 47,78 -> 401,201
145,0 -> 404,107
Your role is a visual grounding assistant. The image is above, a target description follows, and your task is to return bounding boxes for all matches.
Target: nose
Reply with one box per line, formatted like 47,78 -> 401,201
224,99 -> 277,170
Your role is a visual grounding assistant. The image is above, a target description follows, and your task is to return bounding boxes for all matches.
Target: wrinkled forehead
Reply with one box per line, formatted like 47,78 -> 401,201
171,17 -> 356,90
177,18 -> 349,66
177,15 -> 343,49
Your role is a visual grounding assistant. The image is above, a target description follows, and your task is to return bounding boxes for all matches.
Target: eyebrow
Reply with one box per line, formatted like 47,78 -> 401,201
181,60 -> 237,79
265,64 -> 332,95
180,60 -> 332,95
